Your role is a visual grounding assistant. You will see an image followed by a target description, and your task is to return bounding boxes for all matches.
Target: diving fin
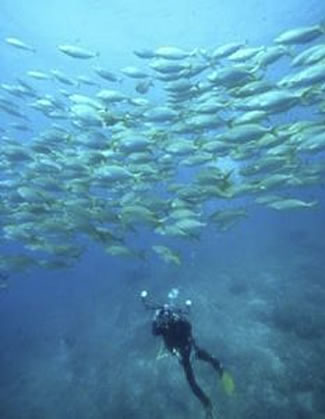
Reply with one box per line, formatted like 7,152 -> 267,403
221,370 -> 235,395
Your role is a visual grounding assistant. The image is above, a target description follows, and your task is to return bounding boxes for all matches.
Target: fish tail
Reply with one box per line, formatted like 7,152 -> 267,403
189,47 -> 199,57
299,86 -> 315,105
286,45 -> 296,58
307,200 -> 318,208
319,19 -> 325,33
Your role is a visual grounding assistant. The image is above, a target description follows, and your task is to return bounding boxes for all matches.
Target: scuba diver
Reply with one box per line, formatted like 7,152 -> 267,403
141,289 -> 233,419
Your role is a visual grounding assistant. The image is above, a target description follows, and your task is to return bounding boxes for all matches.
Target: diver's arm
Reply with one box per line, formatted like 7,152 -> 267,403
140,290 -> 163,311
152,319 -> 162,336
140,290 -> 193,314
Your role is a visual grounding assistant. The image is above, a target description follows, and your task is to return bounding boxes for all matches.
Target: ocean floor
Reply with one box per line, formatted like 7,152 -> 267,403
0,220 -> 325,419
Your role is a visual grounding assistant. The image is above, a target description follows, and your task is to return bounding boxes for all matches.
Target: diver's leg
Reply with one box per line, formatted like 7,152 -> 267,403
194,346 -> 224,377
181,356 -> 212,412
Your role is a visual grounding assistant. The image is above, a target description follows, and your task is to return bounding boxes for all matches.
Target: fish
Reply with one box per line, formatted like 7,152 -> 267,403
231,110 -> 268,125
93,66 -> 119,82
200,139 -> 232,154
51,70 -> 76,86
291,44 -> 325,67
152,245 -> 181,265
209,208 -> 248,231
237,89 -> 306,113
223,123 -> 272,142
267,198 -> 318,210
154,71 -> 186,81
127,151 -> 152,163
1,83 -> 31,98
254,45 -> 291,68
0,254 -> 37,273
5,37 -> 35,52
144,106 -> 178,123
0,104 -> 27,119
228,46 -> 263,62
68,94 -> 103,109
257,173 -> 294,191
9,123 -> 32,132
128,97 -> 150,106
210,42 -> 244,59
31,98 -> 57,112
116,133 -> 152,153
186,114 -> 225,130
173,218 -> 206,236
120,66 -> 149,79
164,79 -> 193,93
119,205 -> 159,227
274,23 -> 325,45
208,65 -> 256,88
298,132 -> 325,153
76,75 -> 99,86
168,208 -> 201,220
104,244 -> 135,257
70,104 -> 103,127
150,59 -> 190,74
265,143 -> 294,157
96,89 -> 127,103
4,144 -> 33,162
94,165 -> 134,182
192,99 -> 229,114
255,194 -> 284,205
58,44 -> 99,59
0,95 -> 18,107
133,48 -> 156,59
165,139 -> 197,155
154,46 -> 194,60
278,63 -> 325,88
135,79 -> 153,94
27,70 -> 51,80
230,80 -> 273,97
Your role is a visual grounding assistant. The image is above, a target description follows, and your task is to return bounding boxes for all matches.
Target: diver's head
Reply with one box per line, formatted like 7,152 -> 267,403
155,304 -> 180,328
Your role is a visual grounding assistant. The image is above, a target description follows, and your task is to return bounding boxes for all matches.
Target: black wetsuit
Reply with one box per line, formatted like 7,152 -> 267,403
152,306 -> 223,412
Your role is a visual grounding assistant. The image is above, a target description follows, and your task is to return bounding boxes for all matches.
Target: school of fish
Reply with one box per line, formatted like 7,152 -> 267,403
1,22 -> 324,276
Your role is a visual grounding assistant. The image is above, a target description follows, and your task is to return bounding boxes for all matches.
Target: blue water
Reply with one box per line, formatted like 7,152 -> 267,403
1,1 -> 325,418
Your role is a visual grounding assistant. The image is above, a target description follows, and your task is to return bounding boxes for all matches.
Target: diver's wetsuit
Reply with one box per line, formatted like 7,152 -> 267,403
151,306 -> 223,414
